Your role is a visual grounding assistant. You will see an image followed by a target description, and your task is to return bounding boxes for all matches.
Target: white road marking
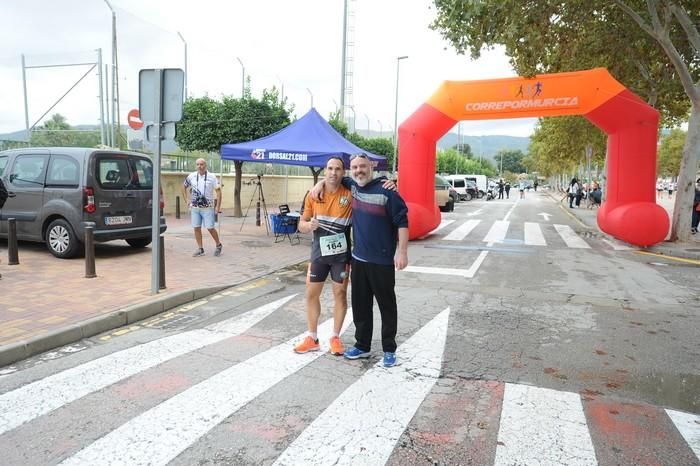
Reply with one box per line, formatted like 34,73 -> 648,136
444,219 -> 481,241
274,308 -> 450,466
524,222 -> 547,246
405,265 -> 474,278
538,212 -> 552,221
420,219 -> 455,239
0,294 -> 296,436
60,314 -> 351,466
666,409 -> 700,459
495,384 -> 597,466
554,224 -> 591,248
602,238 -> 634,251
467,208 -> 483,216
483,220 -> 510,245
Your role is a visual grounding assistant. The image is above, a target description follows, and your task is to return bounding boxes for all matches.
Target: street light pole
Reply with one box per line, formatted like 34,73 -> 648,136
348,105 -> 356,133
236,57 -> 245,97
392,55 -> 408,174
364,113 -> 370,135
103,0 -> 118,147
377,120 -> 383,138
177,32 -> 187,98
306,88 -> 314,109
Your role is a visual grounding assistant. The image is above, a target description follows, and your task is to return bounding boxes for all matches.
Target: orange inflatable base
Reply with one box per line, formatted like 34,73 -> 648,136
597,202 -> 669,248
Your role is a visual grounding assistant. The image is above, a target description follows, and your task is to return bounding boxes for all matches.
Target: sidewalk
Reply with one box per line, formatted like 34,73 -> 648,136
0,206 -> 310,366
546,190 -> 700,260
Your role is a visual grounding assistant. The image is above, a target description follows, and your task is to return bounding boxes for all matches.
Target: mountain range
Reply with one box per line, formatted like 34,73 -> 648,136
1,127 -> 530,161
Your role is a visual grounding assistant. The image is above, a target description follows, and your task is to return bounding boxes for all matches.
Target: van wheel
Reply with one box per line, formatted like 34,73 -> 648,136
464,192 -> 473,201
47,219 -> 82,259
126,237 -> 152,248
446,199 -> 454,212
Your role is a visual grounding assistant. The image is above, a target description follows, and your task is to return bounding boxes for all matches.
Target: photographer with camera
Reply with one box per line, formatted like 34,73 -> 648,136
182,158 -> 223,257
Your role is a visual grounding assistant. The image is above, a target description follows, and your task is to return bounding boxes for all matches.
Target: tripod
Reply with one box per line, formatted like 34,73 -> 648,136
241,175 -> 269,234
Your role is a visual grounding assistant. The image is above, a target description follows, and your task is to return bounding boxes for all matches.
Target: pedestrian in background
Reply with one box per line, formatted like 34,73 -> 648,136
518,179 -> 526,199
504,181 -> 511,199
182,158 -> 223,257
567,178 -> 579,208
667,180 -> 675,199
293,157 -> 352,356
692,178 -> 700,235
498,179 -> 504,199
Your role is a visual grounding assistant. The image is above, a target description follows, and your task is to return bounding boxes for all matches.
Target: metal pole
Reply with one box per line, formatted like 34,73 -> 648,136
377,120 -> 383,138
84,225 -> 96,278
306,88 -> 313,109
8,219 -> 19,265
236,57 -> 245,97
150,69 -> 164,295
104,0 -> 117,149
21,54 -> 30,141
340,0 -> 348,117
177,32 -> 187,99
104,64 -> 111,146
348,105 -> 355,133
365,113 -> 370,135
97,49 -> 105,146
392,56 -> 408,174
159,236 -> 166,290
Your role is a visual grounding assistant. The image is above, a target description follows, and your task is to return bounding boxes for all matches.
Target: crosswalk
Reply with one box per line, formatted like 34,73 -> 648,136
426,219 -> 635,251
1,295 -> 698,465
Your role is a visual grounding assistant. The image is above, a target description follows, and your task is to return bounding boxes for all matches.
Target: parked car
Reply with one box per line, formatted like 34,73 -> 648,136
435,175 -> 454,212
445,175 -> 480,201
0,147 -> 166,258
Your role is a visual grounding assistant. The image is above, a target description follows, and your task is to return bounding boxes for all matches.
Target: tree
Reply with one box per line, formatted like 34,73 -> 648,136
30,113 -> 100,148
494,149 -> 527,174
329,110 -> 396,172
527,117 -> 608,177
657,129 -> 686,178
432,0 -> 699,241
176,87 -> 292,216
452,142 -> 473,158
437,148 -> 495,175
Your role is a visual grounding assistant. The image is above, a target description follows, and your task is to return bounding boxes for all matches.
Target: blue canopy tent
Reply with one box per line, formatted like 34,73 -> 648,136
220,108 -> 388,170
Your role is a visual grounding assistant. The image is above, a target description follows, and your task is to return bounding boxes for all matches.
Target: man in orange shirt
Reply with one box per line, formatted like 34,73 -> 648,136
293,157 -> 352,356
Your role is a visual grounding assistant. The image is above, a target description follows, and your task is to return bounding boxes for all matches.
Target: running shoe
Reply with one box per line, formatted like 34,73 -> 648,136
192,248 -> 205,257
329,336 -> 344,356
383,352 -> 396,367
343,346 -> 371,359
293,336 -> 320,353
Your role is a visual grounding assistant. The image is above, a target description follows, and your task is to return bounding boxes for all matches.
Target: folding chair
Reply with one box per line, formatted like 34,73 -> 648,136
272,204 -> 300,245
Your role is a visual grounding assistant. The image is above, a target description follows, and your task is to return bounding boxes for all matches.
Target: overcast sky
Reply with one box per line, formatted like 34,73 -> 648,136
0,0 -> 537,138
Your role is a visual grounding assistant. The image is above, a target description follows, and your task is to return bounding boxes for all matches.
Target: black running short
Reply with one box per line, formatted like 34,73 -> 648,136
307,261 -> 349,284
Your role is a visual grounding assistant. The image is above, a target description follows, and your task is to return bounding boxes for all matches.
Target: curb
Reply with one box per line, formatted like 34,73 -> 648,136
0,258 -> 308,369
544,191 -> 700,261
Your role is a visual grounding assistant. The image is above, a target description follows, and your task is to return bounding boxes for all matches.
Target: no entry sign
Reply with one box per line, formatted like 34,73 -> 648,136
127,109 -> 144,130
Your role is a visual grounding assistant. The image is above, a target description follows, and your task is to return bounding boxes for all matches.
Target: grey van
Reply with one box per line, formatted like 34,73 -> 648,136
0,147 -> 166,258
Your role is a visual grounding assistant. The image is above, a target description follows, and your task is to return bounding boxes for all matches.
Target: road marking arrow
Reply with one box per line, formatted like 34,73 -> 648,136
467,208 -> 483,217
538,212 -> 552,221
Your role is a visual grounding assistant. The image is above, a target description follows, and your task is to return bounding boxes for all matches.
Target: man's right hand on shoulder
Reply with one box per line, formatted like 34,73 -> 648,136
309,180 -> 326,201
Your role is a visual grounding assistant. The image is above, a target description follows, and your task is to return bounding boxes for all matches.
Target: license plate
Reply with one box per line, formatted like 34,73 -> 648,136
105,215 -> 133,226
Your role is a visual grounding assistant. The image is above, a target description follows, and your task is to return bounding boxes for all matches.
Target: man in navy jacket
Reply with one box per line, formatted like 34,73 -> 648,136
342,153 -> 408,367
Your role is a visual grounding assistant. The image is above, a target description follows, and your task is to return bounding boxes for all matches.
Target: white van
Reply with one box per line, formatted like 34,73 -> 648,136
462,174 -> 488,196
444,175 -> 479,201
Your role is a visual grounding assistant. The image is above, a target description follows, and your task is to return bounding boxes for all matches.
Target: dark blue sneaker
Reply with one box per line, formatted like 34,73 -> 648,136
383,352 -> 396,367
344,346 -> 371,360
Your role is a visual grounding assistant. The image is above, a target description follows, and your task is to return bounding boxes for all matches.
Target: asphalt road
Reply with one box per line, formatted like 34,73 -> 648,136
1,191 -> 699,465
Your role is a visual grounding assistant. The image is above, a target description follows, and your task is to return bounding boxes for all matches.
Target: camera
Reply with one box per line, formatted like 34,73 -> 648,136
195,194 -> 209,207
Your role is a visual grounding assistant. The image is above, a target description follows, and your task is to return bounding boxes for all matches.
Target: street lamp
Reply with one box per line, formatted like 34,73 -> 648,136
177,32 -> 187,98
332,98 -> 339,113
348,105 -> 356,133
236,57 -> 245,97
276,74 -> 284,102
306,88 -> 314,109
392,55 -> 408,174
377,120 -> 383,138
364,113 -> 370,134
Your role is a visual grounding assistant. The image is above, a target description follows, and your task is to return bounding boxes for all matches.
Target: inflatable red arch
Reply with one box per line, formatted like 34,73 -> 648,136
398,68 -> 668,247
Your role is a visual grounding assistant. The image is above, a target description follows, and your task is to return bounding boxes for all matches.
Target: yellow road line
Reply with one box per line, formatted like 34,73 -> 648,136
635,250 -> 700,265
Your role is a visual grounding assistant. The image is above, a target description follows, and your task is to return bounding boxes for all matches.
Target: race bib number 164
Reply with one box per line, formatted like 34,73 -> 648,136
319,232 -> 347,256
